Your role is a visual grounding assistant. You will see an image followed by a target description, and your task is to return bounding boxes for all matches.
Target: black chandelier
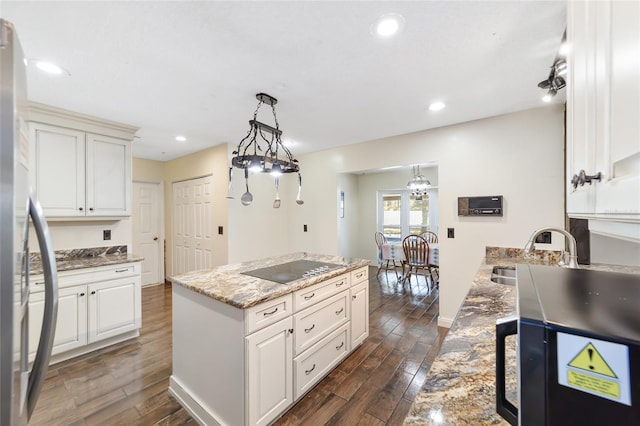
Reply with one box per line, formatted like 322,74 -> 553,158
231,93 -> 299,175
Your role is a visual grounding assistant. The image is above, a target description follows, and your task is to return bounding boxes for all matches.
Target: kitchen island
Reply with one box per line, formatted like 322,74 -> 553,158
169,252 -> 370,426
403,247 -> 640,425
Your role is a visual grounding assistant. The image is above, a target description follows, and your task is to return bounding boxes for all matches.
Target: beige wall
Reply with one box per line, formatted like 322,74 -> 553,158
133,157 -> 165,183
286,105 -> 566,327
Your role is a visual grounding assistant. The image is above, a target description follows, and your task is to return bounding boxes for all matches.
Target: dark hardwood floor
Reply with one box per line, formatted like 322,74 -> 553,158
30,267 -> 446,425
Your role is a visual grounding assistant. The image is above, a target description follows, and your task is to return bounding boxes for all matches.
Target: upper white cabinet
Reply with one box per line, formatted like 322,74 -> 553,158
28,102 -> 138,218
566,0 -> 640,222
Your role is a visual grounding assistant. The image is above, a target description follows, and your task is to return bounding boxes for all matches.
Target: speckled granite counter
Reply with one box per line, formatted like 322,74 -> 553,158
29,245 -> 144,275
404,248 -> 640,425
169,252 -> 369,309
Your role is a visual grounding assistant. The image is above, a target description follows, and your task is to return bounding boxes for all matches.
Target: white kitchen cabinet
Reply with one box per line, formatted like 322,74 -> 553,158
246,317 -> 294,426
170,267 -> 370,426
29,262 -> 141,363
28,102 -> 137,218
350,280 -> 369,348
29,286 -> 88,358
566,0 -> 640,222
88,276 -> 141,343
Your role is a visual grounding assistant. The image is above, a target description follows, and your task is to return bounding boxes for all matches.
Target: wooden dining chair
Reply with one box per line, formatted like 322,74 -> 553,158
402,235 -> 431,290
374,231 -> 400,280
420,230 -> 438,244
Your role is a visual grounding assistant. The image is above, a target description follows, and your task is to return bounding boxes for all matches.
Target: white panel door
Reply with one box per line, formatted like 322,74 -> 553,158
172,176 -> 213,276
133,181 -> 162,285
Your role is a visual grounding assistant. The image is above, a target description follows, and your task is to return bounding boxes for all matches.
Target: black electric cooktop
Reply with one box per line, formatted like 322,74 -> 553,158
242,260 -> 343,284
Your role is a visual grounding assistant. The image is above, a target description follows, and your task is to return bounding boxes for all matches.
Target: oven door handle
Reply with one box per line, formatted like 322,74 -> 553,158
496,316 -> 518,426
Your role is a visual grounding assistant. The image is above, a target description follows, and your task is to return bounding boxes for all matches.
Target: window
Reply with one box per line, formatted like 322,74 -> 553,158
378,190 -> 429,241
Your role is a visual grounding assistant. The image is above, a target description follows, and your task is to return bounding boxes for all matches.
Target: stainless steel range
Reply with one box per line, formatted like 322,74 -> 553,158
241,260 -> 343,284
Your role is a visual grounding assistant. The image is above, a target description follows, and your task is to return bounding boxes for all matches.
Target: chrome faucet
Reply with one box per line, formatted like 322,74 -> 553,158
524,227 -> 579,269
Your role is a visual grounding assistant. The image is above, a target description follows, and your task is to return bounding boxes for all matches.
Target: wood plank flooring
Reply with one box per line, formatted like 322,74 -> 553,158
29,267 -> 447,425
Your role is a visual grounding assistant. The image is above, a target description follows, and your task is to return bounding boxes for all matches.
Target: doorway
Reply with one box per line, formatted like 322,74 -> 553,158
172,175 -> 214,275
132,181 -> 163,286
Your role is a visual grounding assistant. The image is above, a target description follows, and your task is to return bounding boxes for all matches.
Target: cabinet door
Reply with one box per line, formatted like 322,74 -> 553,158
29,286 -> 88,359
246,317 -> 293,426
86,133 -> 131,216
30,123 -> 86,216
88,276 -> 141,343
595,0 -> 640,216
350,281 -> 369,348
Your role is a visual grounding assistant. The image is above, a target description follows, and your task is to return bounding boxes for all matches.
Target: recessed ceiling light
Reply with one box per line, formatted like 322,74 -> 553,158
175,136 -> 187,142
373,14 -> 405,38
428,101 -> 446,111
34,60 -> 63,75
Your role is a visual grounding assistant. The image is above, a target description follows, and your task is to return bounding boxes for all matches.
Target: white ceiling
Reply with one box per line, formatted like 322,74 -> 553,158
2,1 -> 566,162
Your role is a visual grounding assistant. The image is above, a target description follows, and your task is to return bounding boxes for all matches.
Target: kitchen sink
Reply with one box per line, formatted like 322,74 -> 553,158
490,266 -> 516,285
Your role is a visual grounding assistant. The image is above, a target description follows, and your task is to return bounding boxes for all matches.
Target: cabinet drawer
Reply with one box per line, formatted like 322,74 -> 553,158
294,291 -> 349,355
350,267 -> 368,284
245,293 -> 293,335
30,262 -> 139,293
294,323 -> 350,400
293,273 -> 349,312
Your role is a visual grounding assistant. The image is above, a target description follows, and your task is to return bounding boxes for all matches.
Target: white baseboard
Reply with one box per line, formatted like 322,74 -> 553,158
169,376 -> 222,426
437,315 -> 454,328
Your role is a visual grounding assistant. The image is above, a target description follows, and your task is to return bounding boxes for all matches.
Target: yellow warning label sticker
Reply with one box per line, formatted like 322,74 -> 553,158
567,370 -> 620,399
568,343 -> 617,378
557,333 -> 631,406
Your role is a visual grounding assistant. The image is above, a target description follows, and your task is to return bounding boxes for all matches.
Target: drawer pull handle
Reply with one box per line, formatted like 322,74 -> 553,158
356,272 -> 364,278
304,293 -> 315,300
305,364 -> 316,375
115,269 -> 129,273
336,341 -> 344,350
304,324 -> 315,333
335,308 -> 344,315
336,280 -> 345,287
263,307 -> 278,316
35,281 -> 44,286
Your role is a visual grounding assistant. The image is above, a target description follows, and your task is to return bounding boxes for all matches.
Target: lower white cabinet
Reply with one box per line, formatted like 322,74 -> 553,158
170,266 -> 370,426
29,262 -> 142,362
246,317 -> 294,426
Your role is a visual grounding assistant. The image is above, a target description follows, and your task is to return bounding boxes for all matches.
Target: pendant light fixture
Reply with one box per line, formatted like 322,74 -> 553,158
231,93 -> 301,205
407,165 -> 431,200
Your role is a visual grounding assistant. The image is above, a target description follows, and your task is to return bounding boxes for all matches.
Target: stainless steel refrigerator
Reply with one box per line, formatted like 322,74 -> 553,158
0,19 -> 58,425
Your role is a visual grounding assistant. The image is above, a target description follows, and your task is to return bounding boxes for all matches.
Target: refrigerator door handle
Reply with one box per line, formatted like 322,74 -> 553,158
496,316 -> 518,426
26,194 -> 58,419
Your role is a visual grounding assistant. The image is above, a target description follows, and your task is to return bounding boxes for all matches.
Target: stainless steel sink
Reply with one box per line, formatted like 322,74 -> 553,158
490,266 -> 516,285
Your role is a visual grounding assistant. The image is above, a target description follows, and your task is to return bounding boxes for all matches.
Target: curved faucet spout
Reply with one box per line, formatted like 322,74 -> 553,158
524,227 -> 579,269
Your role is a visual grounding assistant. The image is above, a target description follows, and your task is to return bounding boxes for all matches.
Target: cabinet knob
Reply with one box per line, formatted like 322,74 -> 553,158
153,237 -> 159,241
80,292 -> 85,297
79,207 -> 83,211
91,290 -> 96,295
89,207 -> 94,212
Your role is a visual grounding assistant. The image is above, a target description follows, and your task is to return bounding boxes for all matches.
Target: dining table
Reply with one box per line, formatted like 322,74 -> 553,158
380,240 -> 439,284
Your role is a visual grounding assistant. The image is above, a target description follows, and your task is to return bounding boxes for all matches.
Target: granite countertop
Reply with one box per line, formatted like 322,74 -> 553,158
169,252 -> 369,309
404,249 -> 640,425
29,245 -> 144,275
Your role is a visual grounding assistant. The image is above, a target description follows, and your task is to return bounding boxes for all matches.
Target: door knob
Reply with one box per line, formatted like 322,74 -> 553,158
153,237 -> 158,241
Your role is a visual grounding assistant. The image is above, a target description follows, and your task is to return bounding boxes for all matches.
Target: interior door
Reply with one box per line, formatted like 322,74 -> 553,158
172,176 -> 213,276
132,181 -> 161,285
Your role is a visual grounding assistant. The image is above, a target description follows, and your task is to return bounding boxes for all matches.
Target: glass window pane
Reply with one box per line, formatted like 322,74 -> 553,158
382,194 -> 402,241
409,196 -> 429,235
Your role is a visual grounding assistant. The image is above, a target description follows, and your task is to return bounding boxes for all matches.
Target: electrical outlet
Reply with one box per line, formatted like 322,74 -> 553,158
103,229 -> 111,240
535,231 -> 552,244
447,228 -> 455,238
218,226 -> 223,235
303,224 -> 308,232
